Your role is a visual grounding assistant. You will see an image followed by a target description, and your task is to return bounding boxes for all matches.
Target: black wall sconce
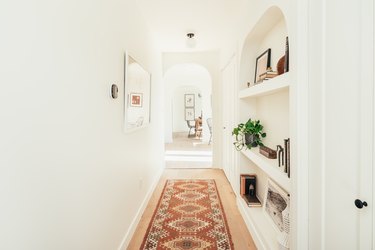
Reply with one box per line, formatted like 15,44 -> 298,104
111,84 -> 118,99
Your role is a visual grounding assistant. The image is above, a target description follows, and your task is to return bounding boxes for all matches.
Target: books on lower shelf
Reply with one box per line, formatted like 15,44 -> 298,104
242,194 -> 262,207
240,174 -> 262,207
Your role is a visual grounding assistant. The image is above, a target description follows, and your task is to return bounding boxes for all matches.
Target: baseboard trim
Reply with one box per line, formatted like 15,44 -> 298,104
118,168 -> 164,250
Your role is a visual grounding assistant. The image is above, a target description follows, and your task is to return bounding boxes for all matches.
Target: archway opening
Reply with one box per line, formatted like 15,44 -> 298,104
164,63 -> 213,168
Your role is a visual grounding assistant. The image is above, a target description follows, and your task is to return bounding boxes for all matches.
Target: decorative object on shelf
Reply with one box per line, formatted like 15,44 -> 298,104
124,52 -> 151,132
254,48 -> 271,84
277,145 -> 284,167
284,36 -> 289,73
185,108 -> 195,121
284,138 -> 290,178
264,179 -> 290,232
232,119 -> 267,150
259,68 -> 278,82
184,93 -> 195,107
111,84 -> 118,99
259,145 -> 277,159
247,82 -> 251,88
240,174 -> 261,207
277,56 -> 285,75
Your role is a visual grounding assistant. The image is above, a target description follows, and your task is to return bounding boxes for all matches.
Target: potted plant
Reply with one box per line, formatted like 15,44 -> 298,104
232,119 -> 267,151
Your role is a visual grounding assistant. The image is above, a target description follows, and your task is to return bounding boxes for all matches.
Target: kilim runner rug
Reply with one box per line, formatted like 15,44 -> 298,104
141,179 -> 234,250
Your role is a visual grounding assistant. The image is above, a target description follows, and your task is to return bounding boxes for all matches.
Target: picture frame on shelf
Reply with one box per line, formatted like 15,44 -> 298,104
254,48 -> 271,84
263,178 -> 290,232
130,93 -> 143,107
185,108 -> 195,121
184,94 -> 195,107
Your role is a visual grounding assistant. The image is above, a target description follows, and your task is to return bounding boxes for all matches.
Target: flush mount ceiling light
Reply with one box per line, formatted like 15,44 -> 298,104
186,32 -> 196,48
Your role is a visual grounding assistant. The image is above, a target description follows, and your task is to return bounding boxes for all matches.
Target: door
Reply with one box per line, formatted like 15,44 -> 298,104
322,0 -> 373,248
221,56 -> 236,185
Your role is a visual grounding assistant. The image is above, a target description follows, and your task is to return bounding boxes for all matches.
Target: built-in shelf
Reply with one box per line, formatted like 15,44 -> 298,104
240,148 -> 291,192
239,72 -> 290,99
237,196 -> 279,250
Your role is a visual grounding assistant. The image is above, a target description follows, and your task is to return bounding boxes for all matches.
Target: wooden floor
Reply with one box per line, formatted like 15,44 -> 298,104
127,168 -> 256,249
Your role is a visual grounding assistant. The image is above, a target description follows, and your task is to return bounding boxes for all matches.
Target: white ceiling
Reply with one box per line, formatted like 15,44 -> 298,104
137,0 -> 248,52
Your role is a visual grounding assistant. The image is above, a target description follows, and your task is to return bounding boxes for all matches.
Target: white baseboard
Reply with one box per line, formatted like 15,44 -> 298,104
118,168 -> 164,250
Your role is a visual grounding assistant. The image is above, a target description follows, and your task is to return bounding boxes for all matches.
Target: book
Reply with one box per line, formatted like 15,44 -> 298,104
242,194 -> 262,207
259,73 -> 278,81
240,174 -> 256,195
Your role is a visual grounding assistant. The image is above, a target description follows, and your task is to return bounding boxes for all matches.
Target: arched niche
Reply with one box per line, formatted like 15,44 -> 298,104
239,6 -> 288,88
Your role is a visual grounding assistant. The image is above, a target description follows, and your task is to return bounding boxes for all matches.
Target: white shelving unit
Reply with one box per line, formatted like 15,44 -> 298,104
234,5 -> 293,250
237,197 -> 279,250
238,72 -> 290,99
240,149 -> 291,192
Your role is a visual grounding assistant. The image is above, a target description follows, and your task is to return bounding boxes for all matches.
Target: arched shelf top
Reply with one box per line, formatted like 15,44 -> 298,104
243,6 -> 287,47
239,5 -> 289,88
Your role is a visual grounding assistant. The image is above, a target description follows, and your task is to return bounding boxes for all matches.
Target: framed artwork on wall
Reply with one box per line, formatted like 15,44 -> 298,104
130,93 -> 143,107
254,48 -> 271,84
185,94 -> 195,107
185,108 -> 195,121
263,178 -> 290,232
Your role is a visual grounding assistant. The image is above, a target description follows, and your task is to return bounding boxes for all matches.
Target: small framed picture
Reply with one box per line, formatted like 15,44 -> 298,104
185,108 -> 195,121
254,48 -> 271,84
185,94 -> 195,107
263,178 -> 289,232
130,93 -> 143,107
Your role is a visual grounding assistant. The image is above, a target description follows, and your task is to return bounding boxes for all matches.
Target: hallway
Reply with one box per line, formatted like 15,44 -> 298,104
165,132 -> 212,168
127,169 -> 256,249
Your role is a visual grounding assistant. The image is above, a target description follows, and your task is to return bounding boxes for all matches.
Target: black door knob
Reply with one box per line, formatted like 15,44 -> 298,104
355,199 -> 368,209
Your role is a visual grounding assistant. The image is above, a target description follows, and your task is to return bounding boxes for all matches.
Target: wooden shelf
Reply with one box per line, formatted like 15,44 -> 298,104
237,196 -> 279,250
240,148 -> 291,192
239,72 -> 290,99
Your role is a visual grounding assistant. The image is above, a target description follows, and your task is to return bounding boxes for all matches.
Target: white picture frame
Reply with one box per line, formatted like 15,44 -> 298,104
184,94 -> 195,108
185,108 -> 195,121
263,178 -> 290,232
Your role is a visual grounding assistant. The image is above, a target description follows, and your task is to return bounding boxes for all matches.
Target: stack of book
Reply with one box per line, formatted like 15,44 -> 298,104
259,71 -> 278,81
240,174 -> 261,207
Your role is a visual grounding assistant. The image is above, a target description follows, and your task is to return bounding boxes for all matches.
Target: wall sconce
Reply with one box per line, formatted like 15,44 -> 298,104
111,84 -> 118,99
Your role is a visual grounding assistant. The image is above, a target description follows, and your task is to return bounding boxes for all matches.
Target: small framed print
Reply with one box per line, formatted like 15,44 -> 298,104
254,48 -> 271,84
185,94 -> 195,108
130,93 -> 143,107
185,108 -> 195,121
263,179 -> 290,232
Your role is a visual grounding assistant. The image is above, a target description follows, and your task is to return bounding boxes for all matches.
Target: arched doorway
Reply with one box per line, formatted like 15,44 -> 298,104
164,63 -> 213,168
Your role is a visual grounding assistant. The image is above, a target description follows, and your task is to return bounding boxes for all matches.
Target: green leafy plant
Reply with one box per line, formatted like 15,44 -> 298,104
232,119 -> 267,151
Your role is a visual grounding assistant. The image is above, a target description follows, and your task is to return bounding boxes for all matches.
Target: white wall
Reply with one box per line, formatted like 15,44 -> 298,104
0,1 -> 164,249
163,51 -> 221,167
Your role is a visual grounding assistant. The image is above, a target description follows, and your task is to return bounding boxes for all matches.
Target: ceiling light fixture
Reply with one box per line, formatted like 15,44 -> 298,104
186,32 -> 196,48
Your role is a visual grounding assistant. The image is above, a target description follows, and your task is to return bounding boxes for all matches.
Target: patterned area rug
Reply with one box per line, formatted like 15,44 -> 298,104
141,179 -> 233,250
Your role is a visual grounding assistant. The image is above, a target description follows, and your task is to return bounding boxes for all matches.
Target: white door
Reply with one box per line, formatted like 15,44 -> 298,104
221,56 -> 236,185
321,1 -> 373,248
